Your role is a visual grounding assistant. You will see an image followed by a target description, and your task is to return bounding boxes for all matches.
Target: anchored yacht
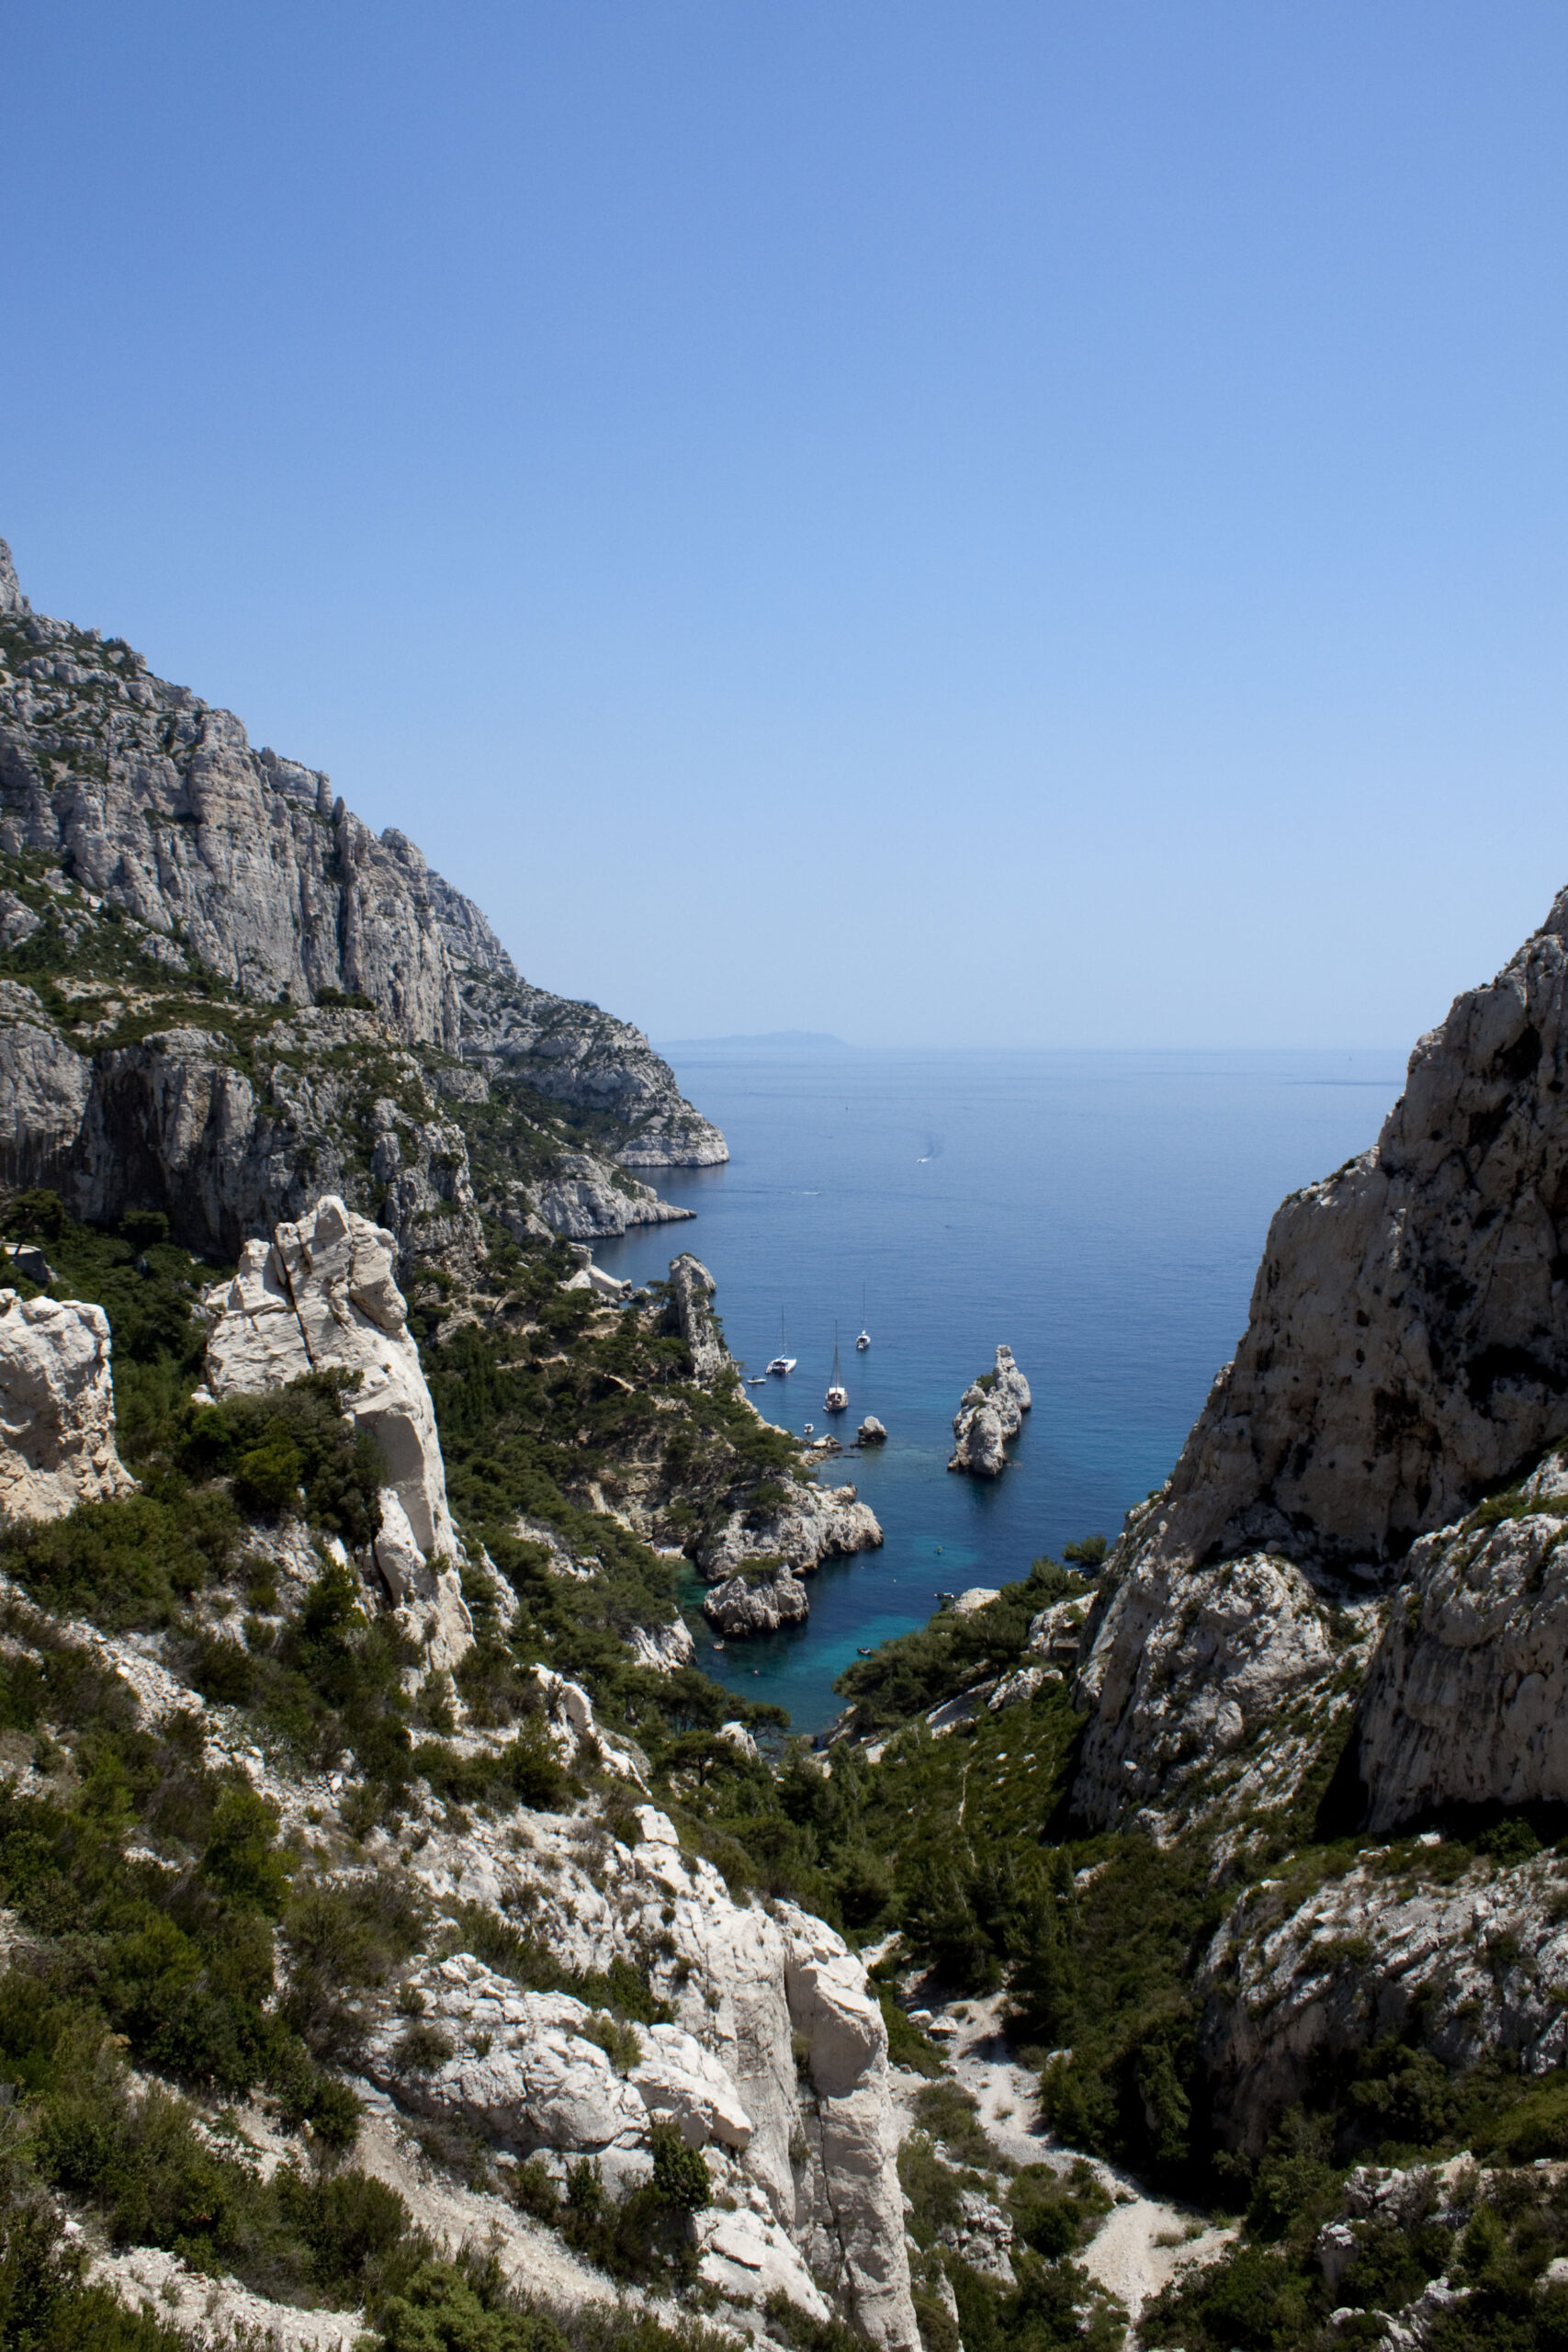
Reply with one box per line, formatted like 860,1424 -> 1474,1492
824,1323 -> 849,1413
766,1314 -> 796,1376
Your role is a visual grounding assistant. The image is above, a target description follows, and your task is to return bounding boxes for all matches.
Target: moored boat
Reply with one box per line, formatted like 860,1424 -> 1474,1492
765,1313 -> 796,1375
825,1323 -> 848,1413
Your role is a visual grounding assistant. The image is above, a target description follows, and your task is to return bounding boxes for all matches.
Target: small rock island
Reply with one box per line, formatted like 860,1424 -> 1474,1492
947,1342 -> 1032,1476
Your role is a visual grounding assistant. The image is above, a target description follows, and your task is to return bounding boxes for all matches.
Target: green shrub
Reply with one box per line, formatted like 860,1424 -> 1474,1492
649,2124 -> 710,2213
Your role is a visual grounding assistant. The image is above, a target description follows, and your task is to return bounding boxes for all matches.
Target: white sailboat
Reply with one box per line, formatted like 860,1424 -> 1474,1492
766,1314 -> 796,1376
855,1283 -> 870,1351
824,1322 -> 848,1413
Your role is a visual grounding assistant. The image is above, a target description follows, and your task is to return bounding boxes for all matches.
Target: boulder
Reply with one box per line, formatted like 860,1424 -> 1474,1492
857,1416 -> 887,1444
695,2207 -> 829,2318
202,1194 -> 473,1670
0,1290 -> 135,1521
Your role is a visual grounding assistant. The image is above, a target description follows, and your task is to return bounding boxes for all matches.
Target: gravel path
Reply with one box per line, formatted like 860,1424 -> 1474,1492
908,1990 -> 1235,2335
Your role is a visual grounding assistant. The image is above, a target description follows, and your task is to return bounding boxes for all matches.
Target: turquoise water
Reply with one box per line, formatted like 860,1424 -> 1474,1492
594,1047 -> 1407,1735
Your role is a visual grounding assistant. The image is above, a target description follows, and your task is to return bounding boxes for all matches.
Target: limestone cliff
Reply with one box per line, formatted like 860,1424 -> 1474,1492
0,536 -> 724,1254
1122,891 -> 1568,1579
1074,884 -> 1568,1831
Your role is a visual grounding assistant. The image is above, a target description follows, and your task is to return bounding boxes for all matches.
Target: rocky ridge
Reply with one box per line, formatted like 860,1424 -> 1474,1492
0,537 -> 723,1255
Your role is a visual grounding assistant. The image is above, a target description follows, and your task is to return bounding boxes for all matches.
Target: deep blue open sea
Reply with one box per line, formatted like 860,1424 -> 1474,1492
593,1046 -> 1407,1736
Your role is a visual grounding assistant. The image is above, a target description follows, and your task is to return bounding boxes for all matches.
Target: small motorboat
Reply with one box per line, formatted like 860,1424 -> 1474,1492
857,1646 -> 874,1657
824,1323 -> 848,1413
746,1374 -> 768,1385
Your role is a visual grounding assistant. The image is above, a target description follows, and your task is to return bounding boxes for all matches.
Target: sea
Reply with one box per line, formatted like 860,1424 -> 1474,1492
592,1046 -> 1408,1736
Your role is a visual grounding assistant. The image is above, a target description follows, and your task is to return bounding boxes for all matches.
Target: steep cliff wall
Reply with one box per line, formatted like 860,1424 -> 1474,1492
1120,892 -> 1568,1581
1075,886 -> 1568,1830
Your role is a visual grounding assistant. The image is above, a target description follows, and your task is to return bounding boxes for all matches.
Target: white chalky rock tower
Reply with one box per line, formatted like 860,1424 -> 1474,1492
201,1194 -> 473,1669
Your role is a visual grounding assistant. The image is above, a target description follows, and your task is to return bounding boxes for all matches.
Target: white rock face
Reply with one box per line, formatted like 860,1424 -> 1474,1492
697,1479 -> 883,1582
661,1253 -> 726,1385
951,1587 -> 1002,1616
1354,1486 -> 1568,1829
703,1570 -> 810,1637
202,1194 -> 473,1669
0,545 -> 725,1248
947,1346 -> 1030,1476
779,1900 -> 918,2348
374,1789 -> 917,2350
626,1620 -> 696,1675
1199,1851 -> 1568,2156
1074,1543 -> 1346,1832
987,1663 -> 1055,1713
532,1156 -> 697,1241
0,980 -> 92,1184
0,1289 -> 135,1521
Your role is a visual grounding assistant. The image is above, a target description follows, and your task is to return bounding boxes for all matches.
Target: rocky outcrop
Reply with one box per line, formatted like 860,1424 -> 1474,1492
947,1345 -> 1030,1476
376,1792 -> 918,2348
201,1194 -> 473,1670
1198,1848 -> 1568,2157
1121,888 -> 1568,1581
1072,1530 -> 1359,1832
1351,1463 -> 1568,1831
661,1253 -> 724,1385
857,1417 -> 886,1445
703,1569 -> 810,1637
0,1289 -> 134,1521
696,1480 -> 883,1583
626,1621 -> 697,1675
530,1155 -> 695,1241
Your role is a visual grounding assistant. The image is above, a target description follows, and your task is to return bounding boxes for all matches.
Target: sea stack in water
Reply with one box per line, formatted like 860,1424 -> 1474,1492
947,1344 -> 1031,1477
858,1416 -> 887,1445
703,1567 -> 810,1637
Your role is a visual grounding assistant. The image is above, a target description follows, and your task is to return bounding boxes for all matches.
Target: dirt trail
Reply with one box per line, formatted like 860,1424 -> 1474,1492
904,1990 -> 1234,2335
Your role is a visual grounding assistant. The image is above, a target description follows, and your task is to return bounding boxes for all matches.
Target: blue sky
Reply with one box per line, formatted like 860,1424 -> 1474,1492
4,3 -> 1564,1047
